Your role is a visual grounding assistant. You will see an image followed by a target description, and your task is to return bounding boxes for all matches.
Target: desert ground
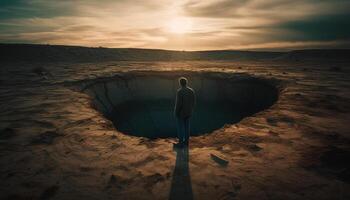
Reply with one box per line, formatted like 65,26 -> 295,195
1,57 -> 350,199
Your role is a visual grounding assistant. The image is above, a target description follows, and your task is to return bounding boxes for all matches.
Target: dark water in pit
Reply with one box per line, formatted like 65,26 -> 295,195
109,99 -> 251,138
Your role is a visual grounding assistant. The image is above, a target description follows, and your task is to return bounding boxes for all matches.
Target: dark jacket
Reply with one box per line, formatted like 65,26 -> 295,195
174,86 -> 196,118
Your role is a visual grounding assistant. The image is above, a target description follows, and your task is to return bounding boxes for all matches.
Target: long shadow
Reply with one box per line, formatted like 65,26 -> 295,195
169,146 -> 193,200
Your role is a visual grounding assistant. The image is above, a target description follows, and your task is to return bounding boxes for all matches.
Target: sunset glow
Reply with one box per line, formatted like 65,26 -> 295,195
0,0 -> 349,50
167,18 -> 193,34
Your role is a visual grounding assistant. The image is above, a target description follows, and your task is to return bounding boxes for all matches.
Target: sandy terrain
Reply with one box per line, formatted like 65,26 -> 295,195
0,60 -> 349,200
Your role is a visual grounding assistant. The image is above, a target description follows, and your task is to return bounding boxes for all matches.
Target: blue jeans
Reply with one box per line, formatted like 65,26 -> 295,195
176,117 -> 190,143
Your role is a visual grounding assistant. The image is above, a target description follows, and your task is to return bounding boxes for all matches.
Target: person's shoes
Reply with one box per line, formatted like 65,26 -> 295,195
173,142 -> 184,149
183,140 -> 189,147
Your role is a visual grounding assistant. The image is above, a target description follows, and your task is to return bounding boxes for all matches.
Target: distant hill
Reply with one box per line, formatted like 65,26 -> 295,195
0,43 -> 349,62
275,49 -> 350,62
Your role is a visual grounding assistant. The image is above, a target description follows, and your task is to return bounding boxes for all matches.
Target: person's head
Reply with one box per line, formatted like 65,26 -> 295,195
179,77 -> 188,87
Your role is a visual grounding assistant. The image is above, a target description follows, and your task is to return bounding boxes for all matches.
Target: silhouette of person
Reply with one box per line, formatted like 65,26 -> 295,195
174,77 -> 196,147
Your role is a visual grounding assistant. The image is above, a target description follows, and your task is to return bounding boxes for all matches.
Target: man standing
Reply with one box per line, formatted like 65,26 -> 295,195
174,77 -> 196,147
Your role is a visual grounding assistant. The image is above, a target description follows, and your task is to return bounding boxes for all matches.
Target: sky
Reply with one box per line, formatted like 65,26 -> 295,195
0,0 -> 349,51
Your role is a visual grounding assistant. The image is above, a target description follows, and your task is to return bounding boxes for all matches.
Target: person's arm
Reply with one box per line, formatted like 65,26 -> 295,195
174,91 -> 183,117
193,90 -> 196,110
189,89 -> 196,115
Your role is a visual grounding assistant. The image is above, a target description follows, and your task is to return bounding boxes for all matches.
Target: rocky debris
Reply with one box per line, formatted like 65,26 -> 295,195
210,154 -> 229,167
238,135 -> 262,143
109,174 -> 117,185
32,66 -> 52,79
0,128 -> 16,140
31,131 -> 62,145
247,144 -> 263,152
32,66 -> 47,75
111,134 -> 117,139
146,173 -> 165,183
39,185 -> 59,200
106,174 -> 127,189
266,115 -> 295,126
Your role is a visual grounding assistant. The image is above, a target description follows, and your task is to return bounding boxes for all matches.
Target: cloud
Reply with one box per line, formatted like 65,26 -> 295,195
278,14 -> 350,41
180,0 -> 350,49
0,0 -> 349,50
182,0 -> 250,18
182,0 -> 350,19
0,0 -> 74,20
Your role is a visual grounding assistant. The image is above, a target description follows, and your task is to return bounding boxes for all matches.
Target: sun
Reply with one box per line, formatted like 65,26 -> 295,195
167,18 -> 192,34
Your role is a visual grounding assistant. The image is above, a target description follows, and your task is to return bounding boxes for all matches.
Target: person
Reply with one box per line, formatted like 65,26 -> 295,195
174,77 -> 196,148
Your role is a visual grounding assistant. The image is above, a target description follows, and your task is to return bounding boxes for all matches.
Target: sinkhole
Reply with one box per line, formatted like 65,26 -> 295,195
82,71 -> 279,138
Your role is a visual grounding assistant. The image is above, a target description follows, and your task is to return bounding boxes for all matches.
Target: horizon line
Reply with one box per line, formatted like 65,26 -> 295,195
1,42 -> 350,53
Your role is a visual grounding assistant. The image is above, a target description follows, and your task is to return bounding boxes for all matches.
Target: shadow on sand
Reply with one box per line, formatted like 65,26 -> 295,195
169,146 -> 193,200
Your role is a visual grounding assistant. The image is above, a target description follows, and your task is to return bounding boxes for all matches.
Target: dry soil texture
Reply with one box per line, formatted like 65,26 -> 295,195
0,60 -> 350,200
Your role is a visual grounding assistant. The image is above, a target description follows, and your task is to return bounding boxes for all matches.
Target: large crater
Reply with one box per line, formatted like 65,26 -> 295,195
81,71 -> 279,138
